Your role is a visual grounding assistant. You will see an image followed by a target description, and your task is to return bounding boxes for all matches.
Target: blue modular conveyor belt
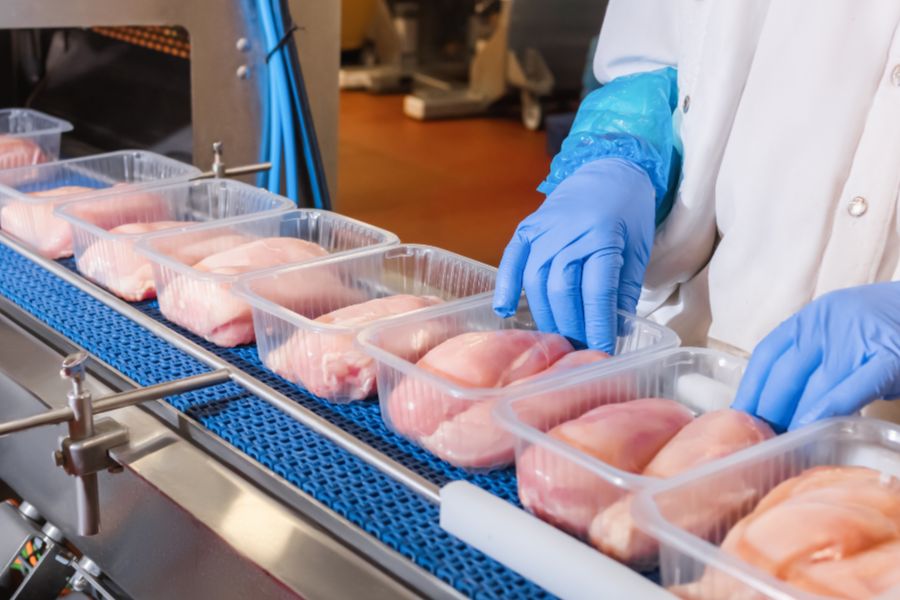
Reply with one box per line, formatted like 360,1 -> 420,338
0,240 -> 553,599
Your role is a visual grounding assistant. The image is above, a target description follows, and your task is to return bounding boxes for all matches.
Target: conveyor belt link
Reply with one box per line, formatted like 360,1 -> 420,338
0,242 -> 549,599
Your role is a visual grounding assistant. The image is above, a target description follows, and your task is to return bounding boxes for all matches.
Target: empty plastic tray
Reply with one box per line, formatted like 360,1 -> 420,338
0,108 -> 72,170
0,150 -> 200,258
55,179 -> 293,301
136,209 -> 399,347
233,244 -> 497,403
356,296 -> 680,471
632,417 -> 900,599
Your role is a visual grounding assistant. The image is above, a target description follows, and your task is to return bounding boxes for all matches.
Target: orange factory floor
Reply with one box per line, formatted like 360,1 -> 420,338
335,92 -> 551,266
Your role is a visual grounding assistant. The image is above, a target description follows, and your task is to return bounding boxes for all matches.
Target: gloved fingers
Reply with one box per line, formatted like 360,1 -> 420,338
493,229 -> 530,318
731,317 -> 796,415
522,241 -> 558,334
787,361 -> 849,428
617,226 -> 652,317
547,237 -> 610,344
789,354 -> 900,430
581,248 -> 625,353
753,343 -> 823,431
617,251 -> 647,316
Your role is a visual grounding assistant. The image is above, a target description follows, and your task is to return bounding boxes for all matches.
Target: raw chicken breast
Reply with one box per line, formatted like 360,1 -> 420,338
589,410 -> 774,568
420,350 -> 610,469
0,136 -> 45,169
158,237 -> 337,346
385,330 -> 573,440
721,466 -> 900,579
163,232 -> 254,268
192,237 -> 329,274
77,221 -> 186,301
788,538 -> 900,599
2,185 -> 168,259
265,294 -> 444,402
676,466 -> 900,600
641,410 -> 774,478
518,398 -> 693,537
1,186 -> 93,258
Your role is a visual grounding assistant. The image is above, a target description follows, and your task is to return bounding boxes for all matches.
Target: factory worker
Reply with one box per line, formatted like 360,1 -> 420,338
493,0 -> 900,430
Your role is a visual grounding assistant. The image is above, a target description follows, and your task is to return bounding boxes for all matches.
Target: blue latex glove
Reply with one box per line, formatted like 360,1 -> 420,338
493,158 -> 656,352
732,282 -> 900,431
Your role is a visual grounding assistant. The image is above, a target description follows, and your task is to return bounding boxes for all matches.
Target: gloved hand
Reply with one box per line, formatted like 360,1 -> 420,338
732,281 -> 900,431
492,157 -> 656,352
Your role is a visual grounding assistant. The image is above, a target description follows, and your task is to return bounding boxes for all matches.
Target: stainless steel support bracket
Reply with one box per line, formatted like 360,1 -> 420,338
55,419 -> 130,478
0,351 -> 233,536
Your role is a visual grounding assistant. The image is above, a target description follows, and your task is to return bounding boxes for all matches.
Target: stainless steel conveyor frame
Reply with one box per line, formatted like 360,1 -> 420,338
0,230 -> 463,599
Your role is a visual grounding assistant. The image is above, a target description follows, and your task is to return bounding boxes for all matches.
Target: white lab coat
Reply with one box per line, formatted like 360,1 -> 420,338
593,0 -> 900,356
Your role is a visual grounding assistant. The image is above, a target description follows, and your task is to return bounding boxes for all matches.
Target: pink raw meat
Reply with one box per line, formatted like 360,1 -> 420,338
158,237 -> 338,346
788,538 -> 900,600
385,330 -> 573,440
517,398 -> 693,537
0,136 -> 45,169
723,466 -> 900,579
2,185 -> 167,259
589,409 -> 774,568
420,350 -> 610,469
77,221 -> 187,301
1,186 -> 92,258
265,294 -> 444,402
675,466 -> 900,600
159,232 -> 254,268
112,228 -> 253,303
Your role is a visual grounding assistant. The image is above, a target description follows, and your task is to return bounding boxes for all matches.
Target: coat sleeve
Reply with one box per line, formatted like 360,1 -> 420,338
538,0 -> 681,212
593,0 -> 680,83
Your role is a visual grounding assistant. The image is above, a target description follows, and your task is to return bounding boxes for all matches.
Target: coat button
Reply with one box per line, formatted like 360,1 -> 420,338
848,196 -> 868,217
682,95 -> 691,113
892,64 -> 900,87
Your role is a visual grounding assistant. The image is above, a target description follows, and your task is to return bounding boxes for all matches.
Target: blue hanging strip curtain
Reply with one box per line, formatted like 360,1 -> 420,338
256,0 -> 331,210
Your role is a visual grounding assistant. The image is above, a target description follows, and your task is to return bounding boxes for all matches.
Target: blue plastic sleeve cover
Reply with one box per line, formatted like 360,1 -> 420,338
538,66 -> 679,215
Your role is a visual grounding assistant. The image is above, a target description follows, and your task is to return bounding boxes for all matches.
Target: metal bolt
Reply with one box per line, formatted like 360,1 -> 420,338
53,450 -> 65,467
79,556 -> 102,577
236,37 -> 250,52
42,523 -> 65,543
72,576 -> 88,592
892,64 -> 900,87
18,502 -> 42,523
60,351 -> 89,381
682,95 -> 691,113
236,65 -> 250,80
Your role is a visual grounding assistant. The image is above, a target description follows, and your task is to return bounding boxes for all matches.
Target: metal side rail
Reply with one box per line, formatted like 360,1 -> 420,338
1,236 -> 438,502
0,304 -> 423,599
0,232 -> 549,599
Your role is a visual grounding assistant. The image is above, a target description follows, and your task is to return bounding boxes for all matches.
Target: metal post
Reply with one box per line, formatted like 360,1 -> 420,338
212,141 -> 226,178
59,352 -> 99,537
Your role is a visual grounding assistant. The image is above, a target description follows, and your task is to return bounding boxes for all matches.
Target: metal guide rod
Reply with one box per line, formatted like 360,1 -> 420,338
191,161 -> 273,180
0,369 -> 232,437
191,141 -> 272,180
0,233 -> 442,503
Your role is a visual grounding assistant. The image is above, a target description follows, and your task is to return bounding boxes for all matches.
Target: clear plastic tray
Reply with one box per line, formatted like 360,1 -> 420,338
55,179 -> 294,301
492,347 -> 750,569
632,417 -> 900,600
0,108 -> 73,169
356,296 -> 680,471
0,150 -> 200,258
136,209 -> 399,347
232,244 -> 497,403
